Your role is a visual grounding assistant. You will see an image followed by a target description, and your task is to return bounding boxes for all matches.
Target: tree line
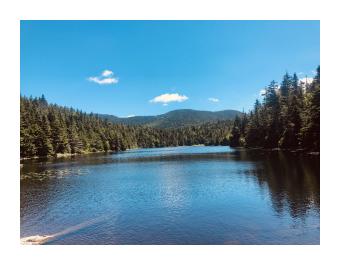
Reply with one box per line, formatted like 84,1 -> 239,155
20,95 -> 232,158
20,66 -> 320,158
229,66 -> 320,151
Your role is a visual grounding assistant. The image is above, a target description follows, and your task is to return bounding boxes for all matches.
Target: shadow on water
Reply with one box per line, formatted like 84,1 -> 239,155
233,149 -> 320,219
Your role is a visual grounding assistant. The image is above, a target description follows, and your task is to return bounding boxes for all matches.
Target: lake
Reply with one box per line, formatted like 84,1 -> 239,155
20,146 -> 320,244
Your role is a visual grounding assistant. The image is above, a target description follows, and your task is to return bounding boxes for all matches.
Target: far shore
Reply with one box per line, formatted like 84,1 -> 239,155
20,150 -> 112,161
20,144 -> 319,161
232,146 -> 320,156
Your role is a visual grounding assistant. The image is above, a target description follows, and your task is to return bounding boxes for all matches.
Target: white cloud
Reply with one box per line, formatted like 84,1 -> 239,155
88,76 -> 118,85
208,97 -> 219,103
149,93 -> 188,104
102,70 -> 113,77
299,77 -> 313,84
299,77 -> 314,90
259,89 -> 266,97
88,70 -> 119,85
126,114 -> 135,118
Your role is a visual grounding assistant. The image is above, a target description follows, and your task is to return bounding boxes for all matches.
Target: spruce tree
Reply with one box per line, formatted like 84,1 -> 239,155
264,81 -> 280,147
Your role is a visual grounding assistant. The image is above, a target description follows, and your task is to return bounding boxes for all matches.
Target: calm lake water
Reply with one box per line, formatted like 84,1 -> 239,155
20,146 -> 320,244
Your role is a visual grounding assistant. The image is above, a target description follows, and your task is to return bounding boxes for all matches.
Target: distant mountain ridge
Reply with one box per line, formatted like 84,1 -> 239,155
99,109 -> 242,128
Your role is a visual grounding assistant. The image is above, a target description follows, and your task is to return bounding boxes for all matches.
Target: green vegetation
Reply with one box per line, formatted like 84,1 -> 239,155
20,66 -> 320,158
99,109 -> 241,128
20,96 -> 233,158
229,66 -> 320,152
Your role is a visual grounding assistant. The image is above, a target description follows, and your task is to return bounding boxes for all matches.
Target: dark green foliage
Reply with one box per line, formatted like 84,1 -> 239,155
264,80 -> 281,147
20,96 -> 233,158
99,109 -> 241,128
300,66 -> 320,151
230,66 -> 320,151
20,67 -> 320,157
229,116 -> 242,147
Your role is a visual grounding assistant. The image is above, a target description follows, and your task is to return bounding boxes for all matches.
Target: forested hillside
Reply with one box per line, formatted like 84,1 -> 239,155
99,109 -> 241,128
20,66 -> 320,158
229,66 -> 320,151
20,96 -> 232,158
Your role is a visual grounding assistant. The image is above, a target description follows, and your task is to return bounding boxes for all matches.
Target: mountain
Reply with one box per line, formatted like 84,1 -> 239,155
99,109 -> 242,128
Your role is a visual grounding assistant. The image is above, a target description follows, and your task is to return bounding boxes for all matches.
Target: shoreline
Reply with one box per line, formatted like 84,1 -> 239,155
232,146 -> 320,156
20,145 -> 209,161
20,144 -> 319,161
20,150 -> 113,161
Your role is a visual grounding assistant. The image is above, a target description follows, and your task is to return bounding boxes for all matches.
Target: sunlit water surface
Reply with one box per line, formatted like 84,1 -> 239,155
21,146 -> 320,244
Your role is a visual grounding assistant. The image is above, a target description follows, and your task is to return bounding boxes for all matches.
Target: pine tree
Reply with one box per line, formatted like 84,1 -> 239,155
68,119 -> 82,154
300,66 -> 320,151
279,73 -> 303,148
264,81 -> 281,147
36,115 -> 54,156
240,66 -> 320,151
49,110 -> 71,154
229,116 -> 242,147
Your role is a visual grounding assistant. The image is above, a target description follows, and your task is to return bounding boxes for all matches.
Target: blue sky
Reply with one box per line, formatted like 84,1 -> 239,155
21,20 -> 319,117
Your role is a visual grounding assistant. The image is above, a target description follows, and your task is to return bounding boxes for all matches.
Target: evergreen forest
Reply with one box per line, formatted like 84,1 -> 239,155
20,66 -> 320,158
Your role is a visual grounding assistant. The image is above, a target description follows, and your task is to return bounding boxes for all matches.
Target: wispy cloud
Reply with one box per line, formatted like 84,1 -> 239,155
102,70 -> 113,77
259,89 -> 266,97
149,93 -> 188,105
88,70 -> 118,85
126,114 -> 135,118
208,97 -> 219,103
299,77 -> 314,84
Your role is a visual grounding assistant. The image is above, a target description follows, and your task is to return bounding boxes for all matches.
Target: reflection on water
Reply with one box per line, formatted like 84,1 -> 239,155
20,146 -> 320,244
236,150 -> 320,219
21,167 -> 90,181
